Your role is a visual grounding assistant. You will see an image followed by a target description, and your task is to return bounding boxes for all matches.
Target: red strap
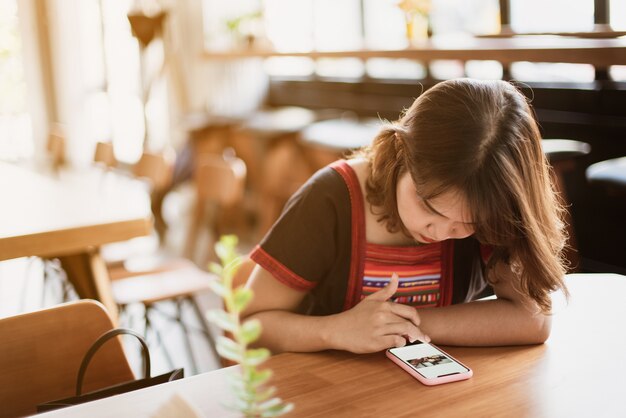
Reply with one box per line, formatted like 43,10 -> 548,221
330,161 -> 366,311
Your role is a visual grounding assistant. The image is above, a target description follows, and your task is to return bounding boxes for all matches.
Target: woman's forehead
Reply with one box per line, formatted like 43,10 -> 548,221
426,188 -> 475,225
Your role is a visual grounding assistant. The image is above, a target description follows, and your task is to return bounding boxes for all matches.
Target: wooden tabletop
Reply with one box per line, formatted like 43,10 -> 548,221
37,273 -> 626,418
0,163 -> 152,261
204,36 -> 626,67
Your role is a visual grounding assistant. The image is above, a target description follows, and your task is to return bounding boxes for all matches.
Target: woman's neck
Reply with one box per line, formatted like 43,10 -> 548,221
347,158 -> 418,247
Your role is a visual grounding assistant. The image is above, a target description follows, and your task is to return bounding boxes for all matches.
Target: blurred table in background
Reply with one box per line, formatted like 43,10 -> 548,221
0,163 -> 152,319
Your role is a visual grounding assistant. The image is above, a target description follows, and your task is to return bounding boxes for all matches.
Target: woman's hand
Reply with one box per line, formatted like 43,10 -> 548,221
331,274 -> 430,353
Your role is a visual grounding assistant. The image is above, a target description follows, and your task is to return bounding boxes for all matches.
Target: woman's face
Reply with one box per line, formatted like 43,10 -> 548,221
396,172 -> 475,244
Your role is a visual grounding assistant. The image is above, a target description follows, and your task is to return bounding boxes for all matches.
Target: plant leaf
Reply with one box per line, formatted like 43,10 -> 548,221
233,287 -> 253,311
207,279 -> 226,297
260,400 -> 294,417
208,262 -> 223,276
252,385 -> 276,402
240,318 -> 262,344
217,336 -> 242,363
245,347 -> 270,366
248,368 -> 272,388
206,309 -> 236,332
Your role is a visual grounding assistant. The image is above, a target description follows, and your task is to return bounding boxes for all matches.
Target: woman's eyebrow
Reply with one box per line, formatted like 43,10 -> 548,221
423,199 -> 445,217
424,199 -> 476,225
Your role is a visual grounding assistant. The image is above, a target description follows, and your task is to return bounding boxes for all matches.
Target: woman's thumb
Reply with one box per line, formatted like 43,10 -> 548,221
367,273 -> 399,301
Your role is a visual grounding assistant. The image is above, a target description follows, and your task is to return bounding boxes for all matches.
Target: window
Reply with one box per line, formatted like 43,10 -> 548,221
0,0 -> 32,162
203,0 -> 623,82
510,0 -> 594,33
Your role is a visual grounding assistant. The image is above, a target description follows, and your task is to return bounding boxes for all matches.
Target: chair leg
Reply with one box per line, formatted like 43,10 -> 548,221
175,298 -> 199,375
143,304 -> 176,371
188,295 -> 220,366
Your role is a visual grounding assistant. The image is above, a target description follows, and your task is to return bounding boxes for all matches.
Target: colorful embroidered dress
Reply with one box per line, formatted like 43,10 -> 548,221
362,242 -> 443,308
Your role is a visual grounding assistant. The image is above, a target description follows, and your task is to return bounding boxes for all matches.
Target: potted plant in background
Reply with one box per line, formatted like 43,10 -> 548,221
206,235 -> 293,417
397,0 -> 433,46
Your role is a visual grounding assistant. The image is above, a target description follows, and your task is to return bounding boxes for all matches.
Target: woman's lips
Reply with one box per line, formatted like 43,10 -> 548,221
418,234 -> 437,244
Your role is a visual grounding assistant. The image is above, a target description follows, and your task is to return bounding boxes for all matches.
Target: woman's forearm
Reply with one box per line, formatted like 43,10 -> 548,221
418,298 -> 551,346
247,310 -> 341,354
247,297 -> 550,354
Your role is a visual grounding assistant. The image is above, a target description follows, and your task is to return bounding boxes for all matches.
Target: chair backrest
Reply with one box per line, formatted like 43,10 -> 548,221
93,141 -> 118,168
195,152 -> 247,206
0,300 -> 134,418
46,126 -> 66,169
132,150 -> 175,192
185,152 -> 247,261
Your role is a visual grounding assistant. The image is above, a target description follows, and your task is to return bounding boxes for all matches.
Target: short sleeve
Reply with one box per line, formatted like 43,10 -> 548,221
250,166 -> 350,292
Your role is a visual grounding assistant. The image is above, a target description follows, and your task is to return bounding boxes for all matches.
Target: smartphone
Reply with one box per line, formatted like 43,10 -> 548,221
386,341 -> 472,386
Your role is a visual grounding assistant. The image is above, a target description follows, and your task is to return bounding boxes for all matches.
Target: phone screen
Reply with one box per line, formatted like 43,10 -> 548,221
388,341 -> 469,379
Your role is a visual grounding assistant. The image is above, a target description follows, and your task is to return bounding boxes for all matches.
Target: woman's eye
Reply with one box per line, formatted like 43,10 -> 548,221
421,200 -> 436,215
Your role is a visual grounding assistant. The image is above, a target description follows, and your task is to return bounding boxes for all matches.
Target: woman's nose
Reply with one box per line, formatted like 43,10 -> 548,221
435,221 -> 472,241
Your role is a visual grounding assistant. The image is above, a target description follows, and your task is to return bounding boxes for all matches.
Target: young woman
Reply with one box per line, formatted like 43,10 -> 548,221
242,78 -> 568,354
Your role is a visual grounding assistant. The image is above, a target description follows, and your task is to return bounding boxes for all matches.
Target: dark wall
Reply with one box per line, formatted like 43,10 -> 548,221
267,77 -> 626,273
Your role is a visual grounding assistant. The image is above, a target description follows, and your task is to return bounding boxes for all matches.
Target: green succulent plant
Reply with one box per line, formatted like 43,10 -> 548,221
206,235 -> 293,417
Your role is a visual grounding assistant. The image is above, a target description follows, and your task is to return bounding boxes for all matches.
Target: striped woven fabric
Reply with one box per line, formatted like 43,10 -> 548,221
361,241 -> 442,308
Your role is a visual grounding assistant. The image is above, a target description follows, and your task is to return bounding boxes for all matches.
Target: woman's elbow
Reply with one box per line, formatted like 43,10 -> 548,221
530,314 -> 552,344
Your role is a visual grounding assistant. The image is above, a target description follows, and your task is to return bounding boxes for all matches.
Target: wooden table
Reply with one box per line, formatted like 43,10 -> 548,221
37,273 -> 626,417
0,163 -> 152,318
204,36 -> 626,67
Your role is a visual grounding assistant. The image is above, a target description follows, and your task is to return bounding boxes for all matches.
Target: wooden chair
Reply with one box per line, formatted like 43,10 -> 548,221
185,151 -> 247,265
232,106 -> 317,238
99,148 -> 178,269
541,139 -> 592,272
46,125 -> 66,172
93,141 -> 117,169
584,156 -> 626,272
132,149 -> 176,241
0,300 -> 134,418
586,156 -> 626,197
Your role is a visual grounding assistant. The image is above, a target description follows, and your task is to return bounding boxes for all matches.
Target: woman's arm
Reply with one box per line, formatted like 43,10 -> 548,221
242,264 -> 428,354
418,261 -> 552,346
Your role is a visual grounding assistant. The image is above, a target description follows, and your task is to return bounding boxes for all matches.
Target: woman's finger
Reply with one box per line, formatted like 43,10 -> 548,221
382,321 -> 422,343
380,334 -> 407,349
388,301 -> 421,327
365,273 -> 399,302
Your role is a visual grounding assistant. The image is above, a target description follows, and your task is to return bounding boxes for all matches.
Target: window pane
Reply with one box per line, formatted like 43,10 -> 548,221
363,0 -> 406,49
101,0 -> 143,163
431,0 -> 501,36
611,0 -> 626,30
311,0 -> 363,78
0,0 -> 33,161
203,0 -> 266,50
313,0 -> 361,51
264,0 -> 314,51
510,0 -> 594,32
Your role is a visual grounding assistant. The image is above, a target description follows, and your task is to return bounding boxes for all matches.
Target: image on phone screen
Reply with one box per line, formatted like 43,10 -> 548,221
389,341 -> 469,379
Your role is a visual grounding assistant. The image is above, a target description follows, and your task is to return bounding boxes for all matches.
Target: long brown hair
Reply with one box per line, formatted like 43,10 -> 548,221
360,78 -> 568,313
